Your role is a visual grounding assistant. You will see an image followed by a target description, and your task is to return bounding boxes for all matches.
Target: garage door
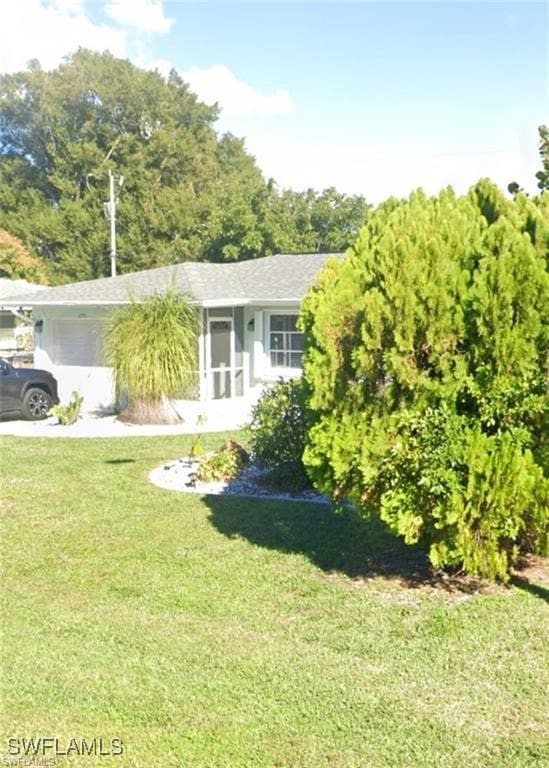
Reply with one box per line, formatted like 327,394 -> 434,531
51,318 -> 104,366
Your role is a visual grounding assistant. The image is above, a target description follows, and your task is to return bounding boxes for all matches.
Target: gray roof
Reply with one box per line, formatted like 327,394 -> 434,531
0,278 -> 48,305
1,253 -> 343,308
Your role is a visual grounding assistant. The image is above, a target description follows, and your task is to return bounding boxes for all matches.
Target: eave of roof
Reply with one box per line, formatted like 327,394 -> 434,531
1,297 -> 305,308
0,252 -> 344,309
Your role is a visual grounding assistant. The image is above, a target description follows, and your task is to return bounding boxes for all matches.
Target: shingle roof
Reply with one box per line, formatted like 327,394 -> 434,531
0,278 -> 48,303
1,253 -> 343,308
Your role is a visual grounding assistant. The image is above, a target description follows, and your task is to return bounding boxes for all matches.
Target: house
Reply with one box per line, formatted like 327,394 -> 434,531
0,278 -> 48,357
2,253 -> 342,422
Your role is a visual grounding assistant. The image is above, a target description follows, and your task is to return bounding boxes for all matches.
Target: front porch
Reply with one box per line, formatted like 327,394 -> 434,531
197,305 -> 303,401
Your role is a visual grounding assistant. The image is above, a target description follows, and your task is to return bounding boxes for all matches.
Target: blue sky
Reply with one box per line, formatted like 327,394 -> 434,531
3,1 -> 547,201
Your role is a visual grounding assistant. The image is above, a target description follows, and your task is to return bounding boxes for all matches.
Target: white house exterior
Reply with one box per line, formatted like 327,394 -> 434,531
3,253 -> 341,423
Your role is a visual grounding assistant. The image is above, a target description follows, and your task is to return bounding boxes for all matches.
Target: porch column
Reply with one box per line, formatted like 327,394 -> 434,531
198,308 -> 207,401
253,310 -> 266,380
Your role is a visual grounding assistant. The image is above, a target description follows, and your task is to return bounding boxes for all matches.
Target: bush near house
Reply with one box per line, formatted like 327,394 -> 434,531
103,290 -> 199,424
300,180 -> 549,581
49,390 -> 84,425
196,439 -> 250,482
247,378 -> 312,491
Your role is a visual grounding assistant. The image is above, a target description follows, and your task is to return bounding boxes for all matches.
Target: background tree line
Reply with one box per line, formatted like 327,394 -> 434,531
0,50 -> 370,284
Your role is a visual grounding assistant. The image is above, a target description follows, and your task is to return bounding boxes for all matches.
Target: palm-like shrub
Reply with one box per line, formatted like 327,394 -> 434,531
104,291 -> 199,424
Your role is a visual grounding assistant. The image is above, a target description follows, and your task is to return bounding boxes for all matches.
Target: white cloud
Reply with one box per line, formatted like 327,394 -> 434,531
1,0 -> 127,73
105,0 -> 174,34
183,65 -> 294,118
0,1 -> 175,75
1,2 -> 537,206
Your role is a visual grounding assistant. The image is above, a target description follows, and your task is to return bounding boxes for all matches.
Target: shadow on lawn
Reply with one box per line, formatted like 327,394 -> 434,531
206,496 -> 549,598
511,578 -> 549,603
205,494 -> 432,584
511,556 -> 549,603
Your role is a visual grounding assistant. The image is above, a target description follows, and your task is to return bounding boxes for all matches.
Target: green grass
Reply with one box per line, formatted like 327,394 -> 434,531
0,434 -> 548,767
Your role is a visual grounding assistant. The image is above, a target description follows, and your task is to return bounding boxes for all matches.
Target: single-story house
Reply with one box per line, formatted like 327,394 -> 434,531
2,253 -> 342,422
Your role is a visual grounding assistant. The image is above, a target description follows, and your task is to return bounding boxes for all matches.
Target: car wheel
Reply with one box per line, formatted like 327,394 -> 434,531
22,388 -> 53,420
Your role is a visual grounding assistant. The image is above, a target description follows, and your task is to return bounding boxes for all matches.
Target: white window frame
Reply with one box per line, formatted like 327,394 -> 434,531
264,311 -> 304,378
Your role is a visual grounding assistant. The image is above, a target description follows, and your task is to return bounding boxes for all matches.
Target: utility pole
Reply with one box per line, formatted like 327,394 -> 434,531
108,170 -> 117,277
104,170 -> 124,278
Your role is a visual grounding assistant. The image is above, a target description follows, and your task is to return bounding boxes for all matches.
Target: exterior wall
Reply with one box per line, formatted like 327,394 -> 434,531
32,302 -> 305,414
33,306 -> 115,412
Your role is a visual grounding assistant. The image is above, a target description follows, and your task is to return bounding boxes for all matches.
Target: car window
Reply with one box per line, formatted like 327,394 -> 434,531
0,360 -> 9,375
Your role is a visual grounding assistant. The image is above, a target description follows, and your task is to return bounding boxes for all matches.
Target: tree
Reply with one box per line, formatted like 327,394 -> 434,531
300,181 -> 548,581
0,230 -> 48,283
536,125 -> 549,192
200,134 -> 272,262
0,51 -> 371,283
263,187 -> 371,254
103,291 -> 199,424
0,50 -> 269,281
507,181 -> 523,196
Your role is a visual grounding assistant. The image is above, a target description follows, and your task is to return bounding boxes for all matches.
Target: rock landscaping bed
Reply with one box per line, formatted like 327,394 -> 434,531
149,455 -> 329,504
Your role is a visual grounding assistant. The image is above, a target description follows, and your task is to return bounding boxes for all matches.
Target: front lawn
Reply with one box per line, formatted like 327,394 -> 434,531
1,435 -> 547,767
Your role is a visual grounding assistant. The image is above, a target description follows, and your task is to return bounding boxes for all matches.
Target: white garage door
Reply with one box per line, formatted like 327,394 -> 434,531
51,318 -> 104,366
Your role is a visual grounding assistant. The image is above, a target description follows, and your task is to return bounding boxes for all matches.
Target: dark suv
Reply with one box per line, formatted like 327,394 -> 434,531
0,358 -> 59,420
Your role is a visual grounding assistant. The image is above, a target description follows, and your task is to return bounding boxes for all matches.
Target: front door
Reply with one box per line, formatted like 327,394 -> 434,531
208,319 -> 232,399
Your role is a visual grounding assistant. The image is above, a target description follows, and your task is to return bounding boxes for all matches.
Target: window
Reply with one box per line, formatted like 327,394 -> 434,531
269,314 -> 303,369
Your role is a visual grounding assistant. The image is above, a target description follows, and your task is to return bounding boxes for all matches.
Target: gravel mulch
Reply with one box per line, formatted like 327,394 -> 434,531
149,457 -> 329,504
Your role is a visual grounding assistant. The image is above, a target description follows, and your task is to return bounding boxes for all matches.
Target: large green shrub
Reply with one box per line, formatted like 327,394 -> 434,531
247,378 -> 311,490
104,290 -> 198,424
301,181 -> 548,581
